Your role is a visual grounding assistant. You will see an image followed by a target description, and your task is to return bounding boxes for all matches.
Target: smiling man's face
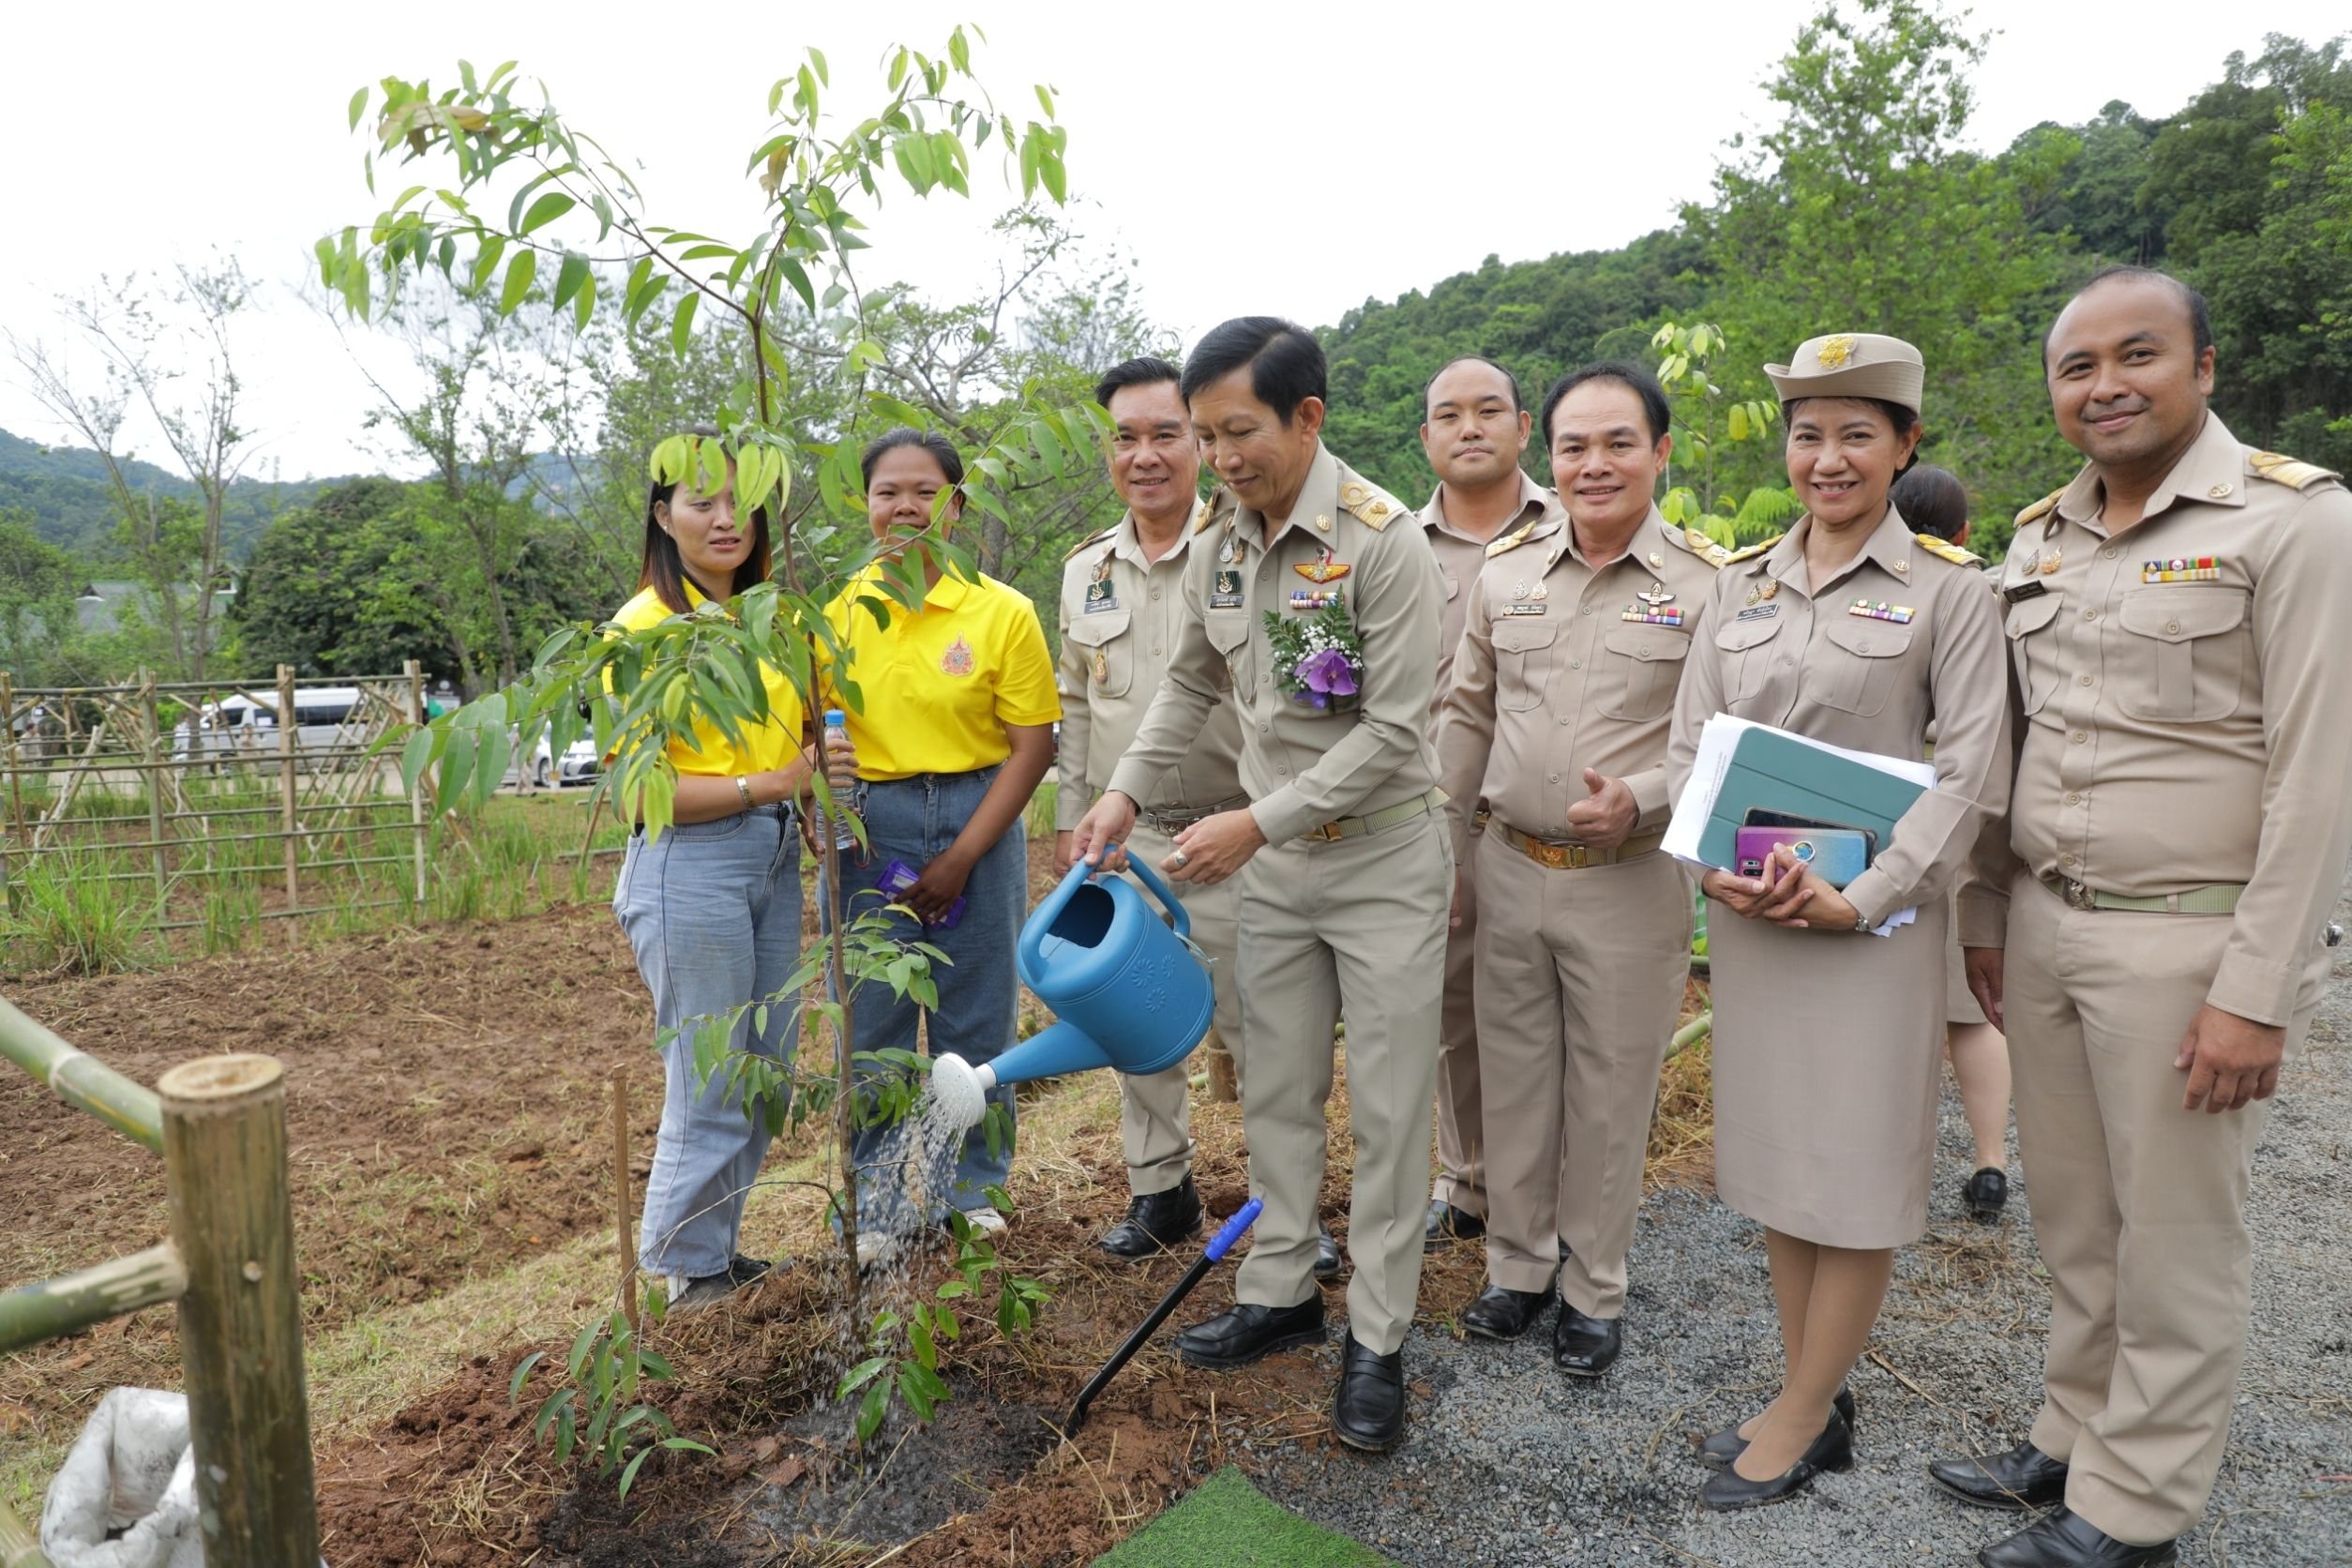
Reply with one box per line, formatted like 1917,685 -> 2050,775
2045,275 -> 2215,474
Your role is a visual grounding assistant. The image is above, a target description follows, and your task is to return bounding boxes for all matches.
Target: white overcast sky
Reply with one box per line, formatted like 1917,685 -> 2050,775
2,0 -> 2343,479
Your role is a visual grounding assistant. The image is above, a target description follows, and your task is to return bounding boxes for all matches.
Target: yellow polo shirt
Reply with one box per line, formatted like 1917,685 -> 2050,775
610,583 -> 806,776
822,565 -> 1061,781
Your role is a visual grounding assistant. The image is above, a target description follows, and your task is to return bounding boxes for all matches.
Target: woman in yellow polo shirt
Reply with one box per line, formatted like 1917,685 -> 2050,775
825,428 -> 1060,1248
611,435 -> 854,1313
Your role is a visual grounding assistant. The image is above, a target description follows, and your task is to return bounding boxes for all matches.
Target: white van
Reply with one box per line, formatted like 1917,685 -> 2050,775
204,686 -> 368,759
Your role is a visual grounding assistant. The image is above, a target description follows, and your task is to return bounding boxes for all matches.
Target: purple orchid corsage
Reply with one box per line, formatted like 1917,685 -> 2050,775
1263,602 -> 1366,714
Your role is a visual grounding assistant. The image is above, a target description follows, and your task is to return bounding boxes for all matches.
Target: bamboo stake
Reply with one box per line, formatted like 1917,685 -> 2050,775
276,665 -> 298,910
0,1497 -> 52,1568
1,671 -> 24,916
613,1070 -> 639,1334
30,717 -> 106,851
0,997 -> 166,1153
406,660 -> 429,907
158,1054 -> 319,1568
0,1242 -> 187,1354
1666,1010 -> 1713,1062
139,671 -> 169,902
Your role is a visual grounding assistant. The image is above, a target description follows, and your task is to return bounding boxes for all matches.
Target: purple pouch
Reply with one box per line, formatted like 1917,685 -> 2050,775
880,858 -> 965,929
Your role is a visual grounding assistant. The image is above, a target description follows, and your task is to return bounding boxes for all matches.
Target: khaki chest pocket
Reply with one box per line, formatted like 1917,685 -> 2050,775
1598,626 -> 1691,721
1817,616 -> 1914,716
2115,588 -> 2249,722
2004,592 -> 2064,715
1712,611 -> 1785,704
1205,611 -> 1254,697
1493,622 -> 1560,712
1064,611 -> 1133,699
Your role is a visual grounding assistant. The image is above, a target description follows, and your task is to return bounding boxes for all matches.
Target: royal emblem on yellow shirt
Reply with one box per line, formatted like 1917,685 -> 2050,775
1295,548 -> 1352,584
940,636 -> 976,677
1815,335 -> 1856,369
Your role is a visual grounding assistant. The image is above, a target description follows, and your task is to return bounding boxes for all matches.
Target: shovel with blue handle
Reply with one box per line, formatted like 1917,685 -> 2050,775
1063,1197 -> 1263,1438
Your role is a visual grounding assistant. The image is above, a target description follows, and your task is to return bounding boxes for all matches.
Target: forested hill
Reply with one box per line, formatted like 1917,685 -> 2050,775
1314,26 -> 2352,560
0,428 -> 356,563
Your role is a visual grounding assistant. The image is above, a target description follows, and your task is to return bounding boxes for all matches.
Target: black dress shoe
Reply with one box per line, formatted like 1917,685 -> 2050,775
1929,1439 -> 2070,1511
1314,1224 -> 1345,1281
1424,1199 -> 1486,1242
1100,1174 -> 1202,1259
1964,1167 -> 2010,1222
1977,1507 -> 2178,1567
1462,1284 -> 1550,1340
1696,1386 -> 1857,1468
1174,1298 -> 1326,1370
1698,1409 -> 1853,1511
1551,1305 -> 1623,1377
1332,1332 -> 1407,1452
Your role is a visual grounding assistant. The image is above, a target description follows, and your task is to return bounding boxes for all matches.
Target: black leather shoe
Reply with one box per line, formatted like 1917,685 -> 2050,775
1100,1175 -> 1202,1259
1964,1167 -> 2010,1222
1696,1386 -> 1857,1468
1332,1332 -> 1407,1452
1462,1284 -> 1550,1341
1977,1507 -> 2178,1567
1174,1298 -> 1325,1370
1698,1409 -> 1853,1511
1314,1224 -> 1345,1281
1929,1440 -> 2070,1511
1424,1199 -> 1485,1242
1551,1305 -> 1623,1377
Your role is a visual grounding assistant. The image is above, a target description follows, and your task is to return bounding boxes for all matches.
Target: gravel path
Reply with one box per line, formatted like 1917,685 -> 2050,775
1249,878 -> 2352,1566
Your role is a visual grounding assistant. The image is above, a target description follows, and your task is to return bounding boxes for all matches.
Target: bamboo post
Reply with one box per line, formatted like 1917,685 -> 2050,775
406,659 -> 429,907
0,1498 -> 52,1568
0,1242 -> 187,1354
1,671 -> 23,915
1666,1010 -> 1713,1062
158,1054 -> 319,1568
613,1069 -> 639,1334
0,997 -> 166,1153
140,671 -> 168,903
276,666 -> 298,911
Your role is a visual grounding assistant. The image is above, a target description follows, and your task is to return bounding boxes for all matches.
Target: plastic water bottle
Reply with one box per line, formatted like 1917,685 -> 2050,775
821,709 -> 859,852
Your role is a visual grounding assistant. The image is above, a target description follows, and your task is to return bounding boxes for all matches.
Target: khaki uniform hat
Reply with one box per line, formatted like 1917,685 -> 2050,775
1764,332 -> 1924,416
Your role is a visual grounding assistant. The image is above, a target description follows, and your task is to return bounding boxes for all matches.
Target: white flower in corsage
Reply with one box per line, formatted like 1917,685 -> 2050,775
1262,603 -> 1366,713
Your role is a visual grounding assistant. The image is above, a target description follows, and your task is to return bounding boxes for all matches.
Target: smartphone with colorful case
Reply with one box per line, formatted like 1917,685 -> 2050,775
1734,826 -> 1873,888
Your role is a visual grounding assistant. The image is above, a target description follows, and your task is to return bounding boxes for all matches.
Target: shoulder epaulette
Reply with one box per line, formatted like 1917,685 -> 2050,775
1486,519 -> 1541,558
2249,450 -> 2343,492
1720,534 -> 1783,565
1336,475 -> 1408,532
1681,526 -> 1737,568
1063,525 -> 1117,562
2013,488 -> 2065,529
1914,532 -> 1982,567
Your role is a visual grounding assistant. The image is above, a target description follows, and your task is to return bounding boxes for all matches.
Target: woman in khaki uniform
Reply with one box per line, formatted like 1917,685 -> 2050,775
1666,333 -> 2011,1510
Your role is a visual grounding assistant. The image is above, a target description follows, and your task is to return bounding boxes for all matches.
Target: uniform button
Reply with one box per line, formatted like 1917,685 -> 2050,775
1259,673 -> 1269,685
1546,772 -> 1560,783
2079,674 -> 2093,686
2083,609 -> 2098,621
1559,716 -> 1572,726
1276,762 -> 1289,773
2102,547 -> 2118,560
2071,731 -> 2088,745
1153,646 -> 1162,655
2063,792 -> 2081,806
2165,619 -> 2181,634
1151,590 -> 1162,601
1580,604 -> 1593,616
2060,852 -> 2078,867
1570,658 -> 1582,670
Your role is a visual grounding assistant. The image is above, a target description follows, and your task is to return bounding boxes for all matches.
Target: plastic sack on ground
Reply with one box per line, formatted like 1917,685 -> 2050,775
39,1387 -> 202,1568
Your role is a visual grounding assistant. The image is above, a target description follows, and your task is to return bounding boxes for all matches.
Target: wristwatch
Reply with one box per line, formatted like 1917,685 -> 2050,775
1851,910 -> 1874,933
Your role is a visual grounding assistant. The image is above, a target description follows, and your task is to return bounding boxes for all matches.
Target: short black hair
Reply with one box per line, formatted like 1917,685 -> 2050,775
1424,354 -> 1522,415
858,427 -> 965,489
1539,361 -> 1674,447
2044,264 -> 2213,369
1180,317 -> 1326,425
1094,355 -> 1184,411
1890,464 -> 1969,541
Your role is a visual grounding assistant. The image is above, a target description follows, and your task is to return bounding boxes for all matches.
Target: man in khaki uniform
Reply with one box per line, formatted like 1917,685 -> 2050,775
1438,362 -> 1718,1375
1937,267 -> 2352,1568
1074,316 -> 1450,1453
1417,354 -> 1559,1245
1055,355 -> 1249,1260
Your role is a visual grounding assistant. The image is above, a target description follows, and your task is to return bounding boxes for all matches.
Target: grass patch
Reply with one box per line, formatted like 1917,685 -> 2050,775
1094,1467 -> 1397,1567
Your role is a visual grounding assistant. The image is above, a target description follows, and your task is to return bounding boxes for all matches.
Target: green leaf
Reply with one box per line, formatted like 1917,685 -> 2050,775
836,1355 -> 892,1397
436,728 -> 477,815
1034,84 -> 1056,118
616,1446 -> 653,1501
468,233 -> 507,294
400,727 -> 437,796
855,1380 -> 888,1443
349,86 -> 370,131
507,1349 -> 545,1406
499,249 -> 537,315
552,250 -> 591,310
572,267 -> 596,332
520,190 -> 576,234
671,291 -> 699,356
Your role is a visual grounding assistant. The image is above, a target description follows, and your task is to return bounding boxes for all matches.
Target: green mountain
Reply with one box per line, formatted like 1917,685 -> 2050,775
0,428 -> 363,564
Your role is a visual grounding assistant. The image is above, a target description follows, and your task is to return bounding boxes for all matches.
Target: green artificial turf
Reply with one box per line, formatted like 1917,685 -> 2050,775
1092,1466 -> 1398,1567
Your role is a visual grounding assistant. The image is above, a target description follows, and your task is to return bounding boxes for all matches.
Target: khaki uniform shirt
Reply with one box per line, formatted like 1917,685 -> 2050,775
1423,472 -> 1560,723
1439,507 -> 1726,849
1960,415 -> 2352,1026
1108,443 -> 1443,845
1054,506 -> 1246,830
1670,505 -> 2012,928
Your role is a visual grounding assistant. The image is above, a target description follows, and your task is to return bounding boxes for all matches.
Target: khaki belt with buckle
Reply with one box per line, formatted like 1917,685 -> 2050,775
1139,795 -> 1250,835
2043,874 -> 2243,915
1493,821 -> 1665,870
1301,788 -> 1446,844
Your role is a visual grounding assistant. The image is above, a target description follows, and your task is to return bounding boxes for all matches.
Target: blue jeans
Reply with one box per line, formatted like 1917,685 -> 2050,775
613,804 -> 802,1278
827,767 -> 1024,1221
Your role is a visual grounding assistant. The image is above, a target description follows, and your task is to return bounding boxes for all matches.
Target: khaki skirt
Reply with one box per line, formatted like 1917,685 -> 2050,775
1706,893 -> 1947,1249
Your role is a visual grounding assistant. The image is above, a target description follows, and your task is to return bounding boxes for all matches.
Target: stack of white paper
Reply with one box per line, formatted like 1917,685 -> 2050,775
1665,714 -> 1933,938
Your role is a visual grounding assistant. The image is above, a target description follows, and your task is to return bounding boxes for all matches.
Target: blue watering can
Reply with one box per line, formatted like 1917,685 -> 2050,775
929,846 -> 1214,1128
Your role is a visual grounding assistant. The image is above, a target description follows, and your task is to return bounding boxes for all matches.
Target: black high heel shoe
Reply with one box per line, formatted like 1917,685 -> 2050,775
1697,1385 -> 1856,1469
1698,1408 -> 1853,1511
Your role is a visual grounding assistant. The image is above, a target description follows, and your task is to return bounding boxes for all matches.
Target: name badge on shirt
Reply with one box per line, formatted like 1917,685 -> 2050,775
1735,603 -> 1781,623
1083,579 -> 1119,613
1501,601 -> 1547,617
2000,579 -> 2048,604
1210,568 -> 1245,610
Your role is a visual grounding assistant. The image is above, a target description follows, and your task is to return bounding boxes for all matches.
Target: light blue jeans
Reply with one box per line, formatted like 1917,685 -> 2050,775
827,766 -> 1024,1222
613,803 -> 802,1279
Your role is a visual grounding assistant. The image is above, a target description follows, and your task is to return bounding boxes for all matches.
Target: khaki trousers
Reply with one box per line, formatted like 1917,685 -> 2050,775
1234,811 -> 1450,1355
1474,835 -> 1690,1313
2005,872 -> 2317,1544
1114,821 -> 1245,1195
1431,833 -> 1485,1215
